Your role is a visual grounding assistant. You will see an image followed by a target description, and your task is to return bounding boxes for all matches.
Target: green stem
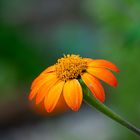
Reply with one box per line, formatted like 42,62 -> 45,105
79,79 -> 140,136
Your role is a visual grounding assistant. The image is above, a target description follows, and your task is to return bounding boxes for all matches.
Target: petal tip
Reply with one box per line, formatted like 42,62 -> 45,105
113,81 -> 118,87
102,98 -> 105,102
35,98 -> 40,105
116,69 -> 120,73
71,106 -> 80,112
44,105 -> 53,113
28,93 -> 34,101
99,96 -> 105,103
46,109 -> 52,113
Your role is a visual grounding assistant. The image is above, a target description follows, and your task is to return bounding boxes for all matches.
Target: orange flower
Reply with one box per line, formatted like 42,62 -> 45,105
29,54 -> 119,113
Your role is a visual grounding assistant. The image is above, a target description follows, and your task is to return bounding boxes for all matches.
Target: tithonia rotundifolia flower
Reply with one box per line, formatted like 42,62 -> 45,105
29,54 -> 120,113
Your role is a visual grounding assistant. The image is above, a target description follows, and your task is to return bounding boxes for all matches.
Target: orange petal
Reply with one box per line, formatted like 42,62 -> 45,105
35,76 -> 59,105
31,72 -> 57,90
31,73 -> 49,90
44,80 -> 65,113
63,79 -> 83,111
81,73 -> 105,102
41,65 -> 56,75
83,58 -> 94,63
29,87 -> 39,101
29,73 -> 57,100
87,67 -> 118,87
87,59 -> 120,72
31,65 -> 55,89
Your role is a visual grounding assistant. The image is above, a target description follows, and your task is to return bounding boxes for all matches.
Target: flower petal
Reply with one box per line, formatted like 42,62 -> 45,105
29,73 -> 57,100
87,67 -> 118,87
63,79 -> 83,111
31,74 -> 47,90
41,65 -> 56,75
87,59 -> 120,72
81,73 -> 105,102
44,80 -> 65,113
83,58 -> 94,63
35,76 -> 59,105
31,65 -> 55,89
31,72 -> 57,90
29,88 -> 39,101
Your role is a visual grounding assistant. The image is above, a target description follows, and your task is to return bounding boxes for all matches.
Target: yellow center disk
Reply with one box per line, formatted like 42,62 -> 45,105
55,54 -> 87,81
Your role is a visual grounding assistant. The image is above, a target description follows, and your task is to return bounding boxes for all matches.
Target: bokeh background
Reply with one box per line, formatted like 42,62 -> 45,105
0,0 -> 140,140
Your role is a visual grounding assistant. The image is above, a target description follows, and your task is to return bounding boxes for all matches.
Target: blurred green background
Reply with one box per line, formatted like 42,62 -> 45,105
0,0 -> 140,140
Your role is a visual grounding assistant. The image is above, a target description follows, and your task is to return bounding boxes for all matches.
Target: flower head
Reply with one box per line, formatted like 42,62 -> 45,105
29,54 -> 120,113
